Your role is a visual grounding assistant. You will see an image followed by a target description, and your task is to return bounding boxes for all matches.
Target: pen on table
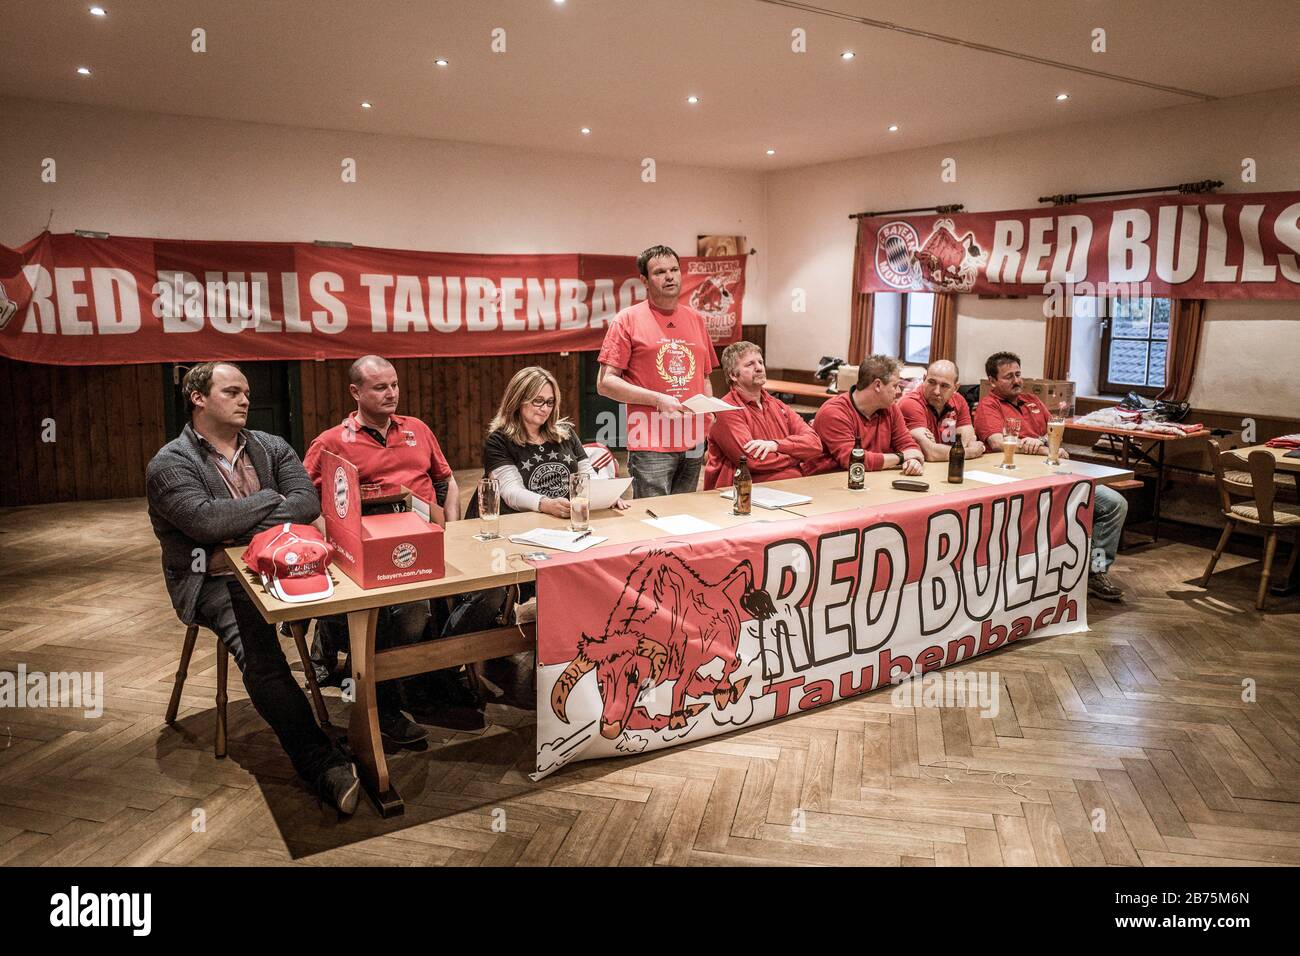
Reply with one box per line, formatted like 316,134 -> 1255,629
573,529 -> 592,542
645,509 -> 659,519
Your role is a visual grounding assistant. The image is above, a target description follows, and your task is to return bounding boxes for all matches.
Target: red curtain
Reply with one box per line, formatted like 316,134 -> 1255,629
930,293 -> 957,362
848,225 -> 873,363
1158,299 -> 1205,403
1043,313 -> 1071,380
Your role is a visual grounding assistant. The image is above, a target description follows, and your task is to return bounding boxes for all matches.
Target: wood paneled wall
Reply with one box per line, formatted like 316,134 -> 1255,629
1,359 -> 166,507
299,353 -> 582,471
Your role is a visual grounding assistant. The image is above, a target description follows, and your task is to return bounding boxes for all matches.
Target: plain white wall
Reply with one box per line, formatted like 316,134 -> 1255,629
764,86 -> 1300,415
0,96 -> 768,325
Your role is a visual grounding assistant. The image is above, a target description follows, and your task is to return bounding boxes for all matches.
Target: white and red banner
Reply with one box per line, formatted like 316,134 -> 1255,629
858,191 -> 1300,299
0,233 -> 745,365
533,473 -> 1094,778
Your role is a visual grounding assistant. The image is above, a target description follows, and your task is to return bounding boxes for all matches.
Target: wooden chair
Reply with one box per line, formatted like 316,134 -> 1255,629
1200,441 -> 1300,610
165,621 -> 331,757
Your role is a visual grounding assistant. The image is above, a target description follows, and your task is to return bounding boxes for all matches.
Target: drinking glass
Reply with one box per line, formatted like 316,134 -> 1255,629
1046,400 -> 1072,467
999,418 -> 1021,470
569,472 -> 590,533
475,477 -> 500,541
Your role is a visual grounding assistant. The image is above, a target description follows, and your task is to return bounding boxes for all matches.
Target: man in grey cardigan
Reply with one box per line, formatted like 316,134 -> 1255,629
146,361 -> 359,814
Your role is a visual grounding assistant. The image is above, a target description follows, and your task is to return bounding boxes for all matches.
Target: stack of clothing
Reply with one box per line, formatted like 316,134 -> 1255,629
1073,406 -> 1204,436
1265,434 -> 1300,449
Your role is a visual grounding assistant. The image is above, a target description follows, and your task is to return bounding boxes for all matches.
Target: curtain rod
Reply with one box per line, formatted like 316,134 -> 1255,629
1038,179 -> 1223,205
849,203 -> 963,221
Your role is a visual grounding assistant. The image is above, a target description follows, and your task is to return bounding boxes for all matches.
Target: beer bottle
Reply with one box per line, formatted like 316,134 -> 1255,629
733,455 -> 752,515
848,439 -> 866,490
948,432 -> 965,483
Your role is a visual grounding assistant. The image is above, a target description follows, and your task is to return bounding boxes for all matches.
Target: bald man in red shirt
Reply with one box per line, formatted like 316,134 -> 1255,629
704,341 -> 822,489
304,355 -> 481,740
803,354 -> 924,476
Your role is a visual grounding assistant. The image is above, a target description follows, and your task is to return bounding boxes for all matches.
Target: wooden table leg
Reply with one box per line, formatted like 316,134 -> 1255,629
346,607 -> 403,817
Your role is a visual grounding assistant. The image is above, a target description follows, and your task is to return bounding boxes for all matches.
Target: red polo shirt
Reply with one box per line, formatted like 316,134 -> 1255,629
597,299 -> 718,453
802,390 -> 919,475
973,391 -> 1051,442
304,412 -> 452,505
704,386 -> 825,489
898,388 -> 972,441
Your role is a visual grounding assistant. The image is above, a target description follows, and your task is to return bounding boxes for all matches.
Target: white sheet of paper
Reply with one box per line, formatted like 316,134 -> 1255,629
964,469 -> 1026,485
508,528 -> 608,552
681,394 -> 741,414
643,514 -> 722,535
588,476 -> 632,510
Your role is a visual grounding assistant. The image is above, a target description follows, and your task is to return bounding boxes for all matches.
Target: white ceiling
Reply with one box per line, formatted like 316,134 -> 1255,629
3,0 -> 1298,170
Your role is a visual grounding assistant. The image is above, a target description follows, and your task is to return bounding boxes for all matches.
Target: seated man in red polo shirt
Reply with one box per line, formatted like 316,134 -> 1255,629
899,359 -> 986,461
803,354 -> 924,476
704,341 -> 823,489
973,350 -> 1128,602
304,355 -> 481,738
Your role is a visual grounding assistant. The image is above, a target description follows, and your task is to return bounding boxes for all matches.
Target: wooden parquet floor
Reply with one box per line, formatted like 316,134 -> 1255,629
1,498 -> 1297,867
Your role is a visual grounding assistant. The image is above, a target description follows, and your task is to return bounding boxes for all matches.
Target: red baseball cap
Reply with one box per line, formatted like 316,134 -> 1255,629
242,523 -> 335,603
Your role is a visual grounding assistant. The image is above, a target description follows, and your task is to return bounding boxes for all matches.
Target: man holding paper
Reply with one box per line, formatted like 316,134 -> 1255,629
597,244 -> 720,498
704,341 -> 823,489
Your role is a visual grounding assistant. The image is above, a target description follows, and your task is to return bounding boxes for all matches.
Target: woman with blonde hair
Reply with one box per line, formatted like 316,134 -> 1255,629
478,365 -> 628,517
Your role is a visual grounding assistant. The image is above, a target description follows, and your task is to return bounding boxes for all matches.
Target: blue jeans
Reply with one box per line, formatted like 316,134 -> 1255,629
1092,484 -> 1128,572
629,447 -> 705,499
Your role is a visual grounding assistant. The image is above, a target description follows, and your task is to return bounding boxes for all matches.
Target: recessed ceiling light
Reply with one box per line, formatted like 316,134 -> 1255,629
554,0 -> 566,4
434,58 -> 449,67
580,127 -> 591,135
766,148 -> 776,156
1056,92 -> 1069,101
76,66 -> 92,75
687,95 -> 699,104
89,6 -> 106,15
360,101 -> 372,109
888,124 -> 899,132
841,51 -> 855,60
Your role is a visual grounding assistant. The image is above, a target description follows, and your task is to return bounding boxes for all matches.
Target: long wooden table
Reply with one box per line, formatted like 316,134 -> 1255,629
227,453 -> 1133,816
1065,418 -> 1211,542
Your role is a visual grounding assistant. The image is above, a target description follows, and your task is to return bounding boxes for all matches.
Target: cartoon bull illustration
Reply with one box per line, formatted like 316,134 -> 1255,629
550,550 -> 775,739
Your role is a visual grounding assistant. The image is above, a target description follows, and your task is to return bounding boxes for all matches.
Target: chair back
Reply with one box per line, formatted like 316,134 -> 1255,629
1247,450 -> 1280,527
1208,440 -> 1254,514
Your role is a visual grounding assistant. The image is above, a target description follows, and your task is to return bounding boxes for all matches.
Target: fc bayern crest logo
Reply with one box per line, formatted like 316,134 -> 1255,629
332,466 -> 349,519
392,542 -> 417,568
874,221 -> 920,290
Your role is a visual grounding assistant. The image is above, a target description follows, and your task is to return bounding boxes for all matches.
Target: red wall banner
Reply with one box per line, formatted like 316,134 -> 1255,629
0,233 -> 745,366
532,473 -> 1094,778
857,191 -> 1300,299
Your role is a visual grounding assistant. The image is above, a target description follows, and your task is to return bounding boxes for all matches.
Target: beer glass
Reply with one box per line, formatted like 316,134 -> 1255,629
569,472 -> 591,533
1046,400 -> 1072,467
999,418 -> 1021,470
475,477 -> 501,541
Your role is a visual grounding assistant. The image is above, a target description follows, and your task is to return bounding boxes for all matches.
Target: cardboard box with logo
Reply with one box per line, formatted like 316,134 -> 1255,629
319,450 -> 445,589
979,378 -> 1076,414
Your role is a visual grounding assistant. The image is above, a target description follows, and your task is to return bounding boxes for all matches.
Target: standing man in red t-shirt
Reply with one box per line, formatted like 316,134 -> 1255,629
803,354 -> 924,476
597,245 -> 720,498
704,341 -> 823,489
898,359 -> 986,461
304,355 -> 482,740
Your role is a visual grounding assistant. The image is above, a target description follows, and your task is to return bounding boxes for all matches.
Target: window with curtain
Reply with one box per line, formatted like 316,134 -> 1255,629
900,292 -> 934,364
1099,295 -> 1171,397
